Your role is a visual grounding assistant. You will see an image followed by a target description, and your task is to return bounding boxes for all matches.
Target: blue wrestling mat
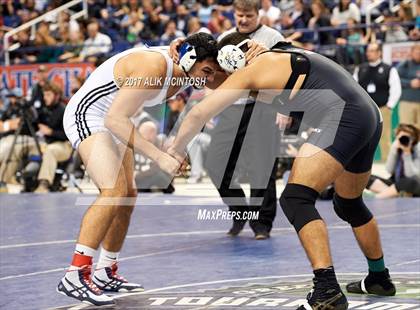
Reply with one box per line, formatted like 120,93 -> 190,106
0,194 -> 419,309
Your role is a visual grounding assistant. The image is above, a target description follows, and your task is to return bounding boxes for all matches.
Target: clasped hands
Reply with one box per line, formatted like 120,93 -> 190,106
156,146 -> 188,176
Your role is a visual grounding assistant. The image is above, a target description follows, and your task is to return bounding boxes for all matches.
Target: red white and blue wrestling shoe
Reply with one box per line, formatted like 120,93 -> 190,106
93,262 -> 144,293
57,265 -> 114,306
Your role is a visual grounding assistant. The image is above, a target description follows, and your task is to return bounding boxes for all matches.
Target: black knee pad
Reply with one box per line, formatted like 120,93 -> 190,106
280,183 -> 321,232
333,193 -> 373,227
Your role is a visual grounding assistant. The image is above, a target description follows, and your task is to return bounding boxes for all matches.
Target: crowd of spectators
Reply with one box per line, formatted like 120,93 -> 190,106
1,0 -> 419,66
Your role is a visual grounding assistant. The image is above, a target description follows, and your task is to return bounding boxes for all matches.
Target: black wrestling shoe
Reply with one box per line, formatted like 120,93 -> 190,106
346,268 -> 396,296
297,277 -> 348,310
250,222 -> 270,240
254,231 -> 270,240
227,220 -> 246,236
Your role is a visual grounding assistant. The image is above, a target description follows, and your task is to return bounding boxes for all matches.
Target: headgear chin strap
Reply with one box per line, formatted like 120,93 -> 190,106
217,39 -> 250,73
179,43 -> 197,73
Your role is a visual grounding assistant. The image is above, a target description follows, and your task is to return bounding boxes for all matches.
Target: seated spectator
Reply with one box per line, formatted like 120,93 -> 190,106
34,84 -> 72,193
27,65 -> 51,111
160,20 -> 185,45
331,0 -> 361,26
336,18 -> 366,65
398,3 -> 415,33
142,0 -> 164,39
56,10 -> 80,33
59,29 -> 84,63
75,19 -> 112,64
0,88 -> 38,190
55,22 -> 70,44
2,0 -> 22,28
100,0 -> 125,21
382,10 -> 409,43
198,0 -> 216,26
308,0 -> 335,46
158,0 -> 177,24
123,0 -> 141,15
220,17 -> 233,33
98,0 -> 123,40
280,0 -> 311,44
121,10 -> 145,43
176,5 -> 190,35
86,0 -> 107,19
259,0 -> 281,27
17,8 -> 33,25
35,21 -> 61,63
187,16 -> 211,36
397,44 -> 420,129
367,124 -> 420,198
207,8 -> 225,35
134,121 -> 174,193
10,30 -> 38,64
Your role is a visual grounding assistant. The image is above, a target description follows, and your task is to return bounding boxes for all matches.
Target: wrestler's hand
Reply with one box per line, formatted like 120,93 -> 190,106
167,146 -> 188,175
169,38 -> 186,63
246,40 -> 268,64
157,152 -> 182,175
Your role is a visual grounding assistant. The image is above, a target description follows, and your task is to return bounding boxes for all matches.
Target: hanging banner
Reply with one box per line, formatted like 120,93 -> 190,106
0,63 -> 95,99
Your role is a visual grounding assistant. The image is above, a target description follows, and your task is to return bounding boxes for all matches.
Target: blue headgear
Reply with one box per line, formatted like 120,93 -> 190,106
179,43 -> 197,73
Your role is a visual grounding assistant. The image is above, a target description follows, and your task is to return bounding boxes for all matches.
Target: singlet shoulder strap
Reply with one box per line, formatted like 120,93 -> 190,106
264,46 -> 311,90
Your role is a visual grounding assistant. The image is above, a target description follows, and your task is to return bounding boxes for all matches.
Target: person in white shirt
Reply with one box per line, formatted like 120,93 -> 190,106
259,0 -> 281,27
331,0 -> 361,26
78,19 -> 112,63
353,43 -> 402,160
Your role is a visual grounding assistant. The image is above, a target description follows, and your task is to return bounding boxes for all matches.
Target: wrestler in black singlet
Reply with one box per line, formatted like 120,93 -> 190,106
268,42 -> 382,173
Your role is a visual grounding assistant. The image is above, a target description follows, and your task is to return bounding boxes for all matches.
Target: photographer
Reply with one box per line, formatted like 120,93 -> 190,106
0,88 -> 39,190
27,65 -> 50,111
367,124 -> 420,198
34,84 -> 72,193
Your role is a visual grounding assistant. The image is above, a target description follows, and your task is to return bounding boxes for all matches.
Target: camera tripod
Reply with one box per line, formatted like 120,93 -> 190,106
0,108 -> 42,185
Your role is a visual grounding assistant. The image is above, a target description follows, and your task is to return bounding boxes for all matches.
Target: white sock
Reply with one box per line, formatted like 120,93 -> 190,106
68,244 -> 97,271
96,248 -> 119,270
74,244 -> 97,257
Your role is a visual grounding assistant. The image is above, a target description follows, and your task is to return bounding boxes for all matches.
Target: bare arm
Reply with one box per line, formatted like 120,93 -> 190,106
170,54 -> 287,155
106,88 -> 161,159
105,56 -> 180,174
